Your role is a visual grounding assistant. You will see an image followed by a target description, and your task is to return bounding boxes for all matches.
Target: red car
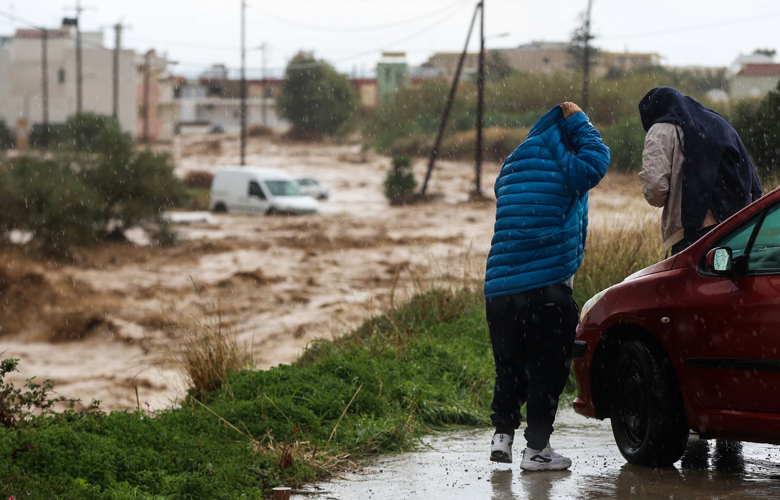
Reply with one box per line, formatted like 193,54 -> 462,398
573,185 -> 780,467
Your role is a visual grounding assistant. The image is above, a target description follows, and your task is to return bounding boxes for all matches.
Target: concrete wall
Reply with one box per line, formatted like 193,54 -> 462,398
0,32 -> 138,136
178,96 -> 289,133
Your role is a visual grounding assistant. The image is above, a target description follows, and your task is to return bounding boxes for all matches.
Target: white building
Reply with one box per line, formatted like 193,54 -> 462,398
0,23 -> 138,141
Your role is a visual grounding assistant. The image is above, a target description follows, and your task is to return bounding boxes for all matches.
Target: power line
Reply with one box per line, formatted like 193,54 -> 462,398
177,2 -> 471,75
248,0 -> 470,33
0,9 -> 41,29
603,11 -> 780,41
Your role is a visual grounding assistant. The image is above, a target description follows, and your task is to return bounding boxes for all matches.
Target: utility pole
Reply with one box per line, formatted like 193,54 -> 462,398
421,2 -> 480,196
473,1 -> 485,198
142,50 -> 151,143
112,23 -> 122,120
240,0 -> 247,166
582,0 -> 593,111
75,0 -> 83,114
260,42 -> 267,128
41,28 -> 49,128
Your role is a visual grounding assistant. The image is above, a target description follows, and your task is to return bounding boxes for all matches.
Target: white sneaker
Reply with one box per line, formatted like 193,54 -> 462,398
490,433 -> 513,463
520,444 -> 572,471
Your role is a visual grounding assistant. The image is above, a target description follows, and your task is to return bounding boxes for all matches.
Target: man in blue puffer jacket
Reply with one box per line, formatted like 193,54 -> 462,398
487,102 -> 610,471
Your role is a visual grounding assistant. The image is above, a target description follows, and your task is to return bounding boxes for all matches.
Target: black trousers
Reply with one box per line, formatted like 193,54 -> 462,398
486,283 -> 578,451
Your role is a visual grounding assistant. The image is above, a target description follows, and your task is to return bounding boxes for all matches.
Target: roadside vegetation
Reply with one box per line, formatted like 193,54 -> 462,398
278,51 -> 358,140
0,219 -> 662,498
363,67 -> 729,173
0,113 -> 185,257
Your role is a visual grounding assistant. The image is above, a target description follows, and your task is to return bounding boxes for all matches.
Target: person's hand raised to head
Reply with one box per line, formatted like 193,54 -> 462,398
560,102 -> 583,120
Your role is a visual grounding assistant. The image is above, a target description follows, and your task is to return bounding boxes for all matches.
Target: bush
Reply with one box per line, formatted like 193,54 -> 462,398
6,156 -> 103,256
364,80 -> 474,153
29,123 -> 61,148
387,127 -> 529,162
77,126 -> 187,231
58,112 -> 123,152
0,120 -> 13,150
183,170 -> 214,189
384,156 -> 418,205
600,117 -> 646,172
730,84 -> 780,183
150,218 -> 179,247
0,113 -> 187,255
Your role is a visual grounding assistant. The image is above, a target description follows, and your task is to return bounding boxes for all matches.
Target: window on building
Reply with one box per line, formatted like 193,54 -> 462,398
58,69 -> 65,84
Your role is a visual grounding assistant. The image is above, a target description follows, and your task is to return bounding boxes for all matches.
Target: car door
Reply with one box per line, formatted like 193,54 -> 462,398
247,180 -> 270,214
676,202 -> 780,413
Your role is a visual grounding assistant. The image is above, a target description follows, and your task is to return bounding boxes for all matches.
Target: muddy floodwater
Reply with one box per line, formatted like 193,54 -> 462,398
0,136 -> 655,412
294,410 -> 780,500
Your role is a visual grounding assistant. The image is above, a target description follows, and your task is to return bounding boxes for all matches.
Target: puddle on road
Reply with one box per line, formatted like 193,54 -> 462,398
293,410 -> 780,500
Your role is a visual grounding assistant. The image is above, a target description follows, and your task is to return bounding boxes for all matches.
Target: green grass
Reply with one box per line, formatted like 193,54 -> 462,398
0,287 -> 494,499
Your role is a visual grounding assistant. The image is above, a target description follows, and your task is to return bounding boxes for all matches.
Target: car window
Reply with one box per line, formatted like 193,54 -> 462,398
266,180 -> 302,196
248,181 -> 266,199
718,216 -> 759,260
747,203 -> 780,274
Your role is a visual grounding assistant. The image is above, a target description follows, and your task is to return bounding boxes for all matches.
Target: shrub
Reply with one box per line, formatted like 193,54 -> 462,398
0,358 -> 81,428
1,113 -> 186,255
0,120 -> 13,149
58,112 -> 124,152
387,127 -> 528,162
730,84 -> 780,183
600,117 -> 646,172
384,156 -> 418,205
247,124 -> 274,137
150,219 -> 179,247
8,156 -> 103,256
364,80 -> 474,153
29,123 -> 61,148
183,170 -> 214,189
81,133 -> 187,231
172,294 -> 253,397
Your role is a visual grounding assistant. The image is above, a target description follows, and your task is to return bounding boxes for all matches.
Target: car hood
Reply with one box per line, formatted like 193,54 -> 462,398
623,255 -> 677,282
272,196 -> 319,212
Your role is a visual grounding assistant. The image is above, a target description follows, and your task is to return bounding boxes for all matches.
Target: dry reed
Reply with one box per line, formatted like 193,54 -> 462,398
172,288 -> 253,396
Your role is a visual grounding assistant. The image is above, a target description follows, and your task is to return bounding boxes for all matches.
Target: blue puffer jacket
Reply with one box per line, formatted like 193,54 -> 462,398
484,106 -> 610,299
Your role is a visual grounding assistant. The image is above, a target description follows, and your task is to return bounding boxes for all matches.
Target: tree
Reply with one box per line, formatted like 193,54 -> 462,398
568,0 -> 598,110
0,113 -> 187,256
484,50 -> 514,81
5,156 -> 103,256
730,80 -> 780,178
0,120 -> 13,150
277,52 -> 357,136
753,48 -> 777,58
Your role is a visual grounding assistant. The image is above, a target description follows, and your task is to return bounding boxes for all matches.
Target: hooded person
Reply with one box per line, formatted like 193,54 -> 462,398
638,87 -> 762,254
486,102 -> 610,471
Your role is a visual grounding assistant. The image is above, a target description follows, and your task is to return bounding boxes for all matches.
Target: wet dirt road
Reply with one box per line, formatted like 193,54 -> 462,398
293,409 -> 780,500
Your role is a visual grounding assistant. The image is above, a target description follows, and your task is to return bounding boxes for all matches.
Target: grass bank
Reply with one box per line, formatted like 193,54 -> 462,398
1,286 -> 493,499
0,221 -> 662,499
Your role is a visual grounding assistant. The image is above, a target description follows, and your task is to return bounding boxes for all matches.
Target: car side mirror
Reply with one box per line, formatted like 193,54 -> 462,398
706,247 -> 733,275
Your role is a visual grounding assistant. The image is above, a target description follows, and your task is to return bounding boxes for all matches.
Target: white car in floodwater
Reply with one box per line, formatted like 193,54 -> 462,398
209,166 -> 319,215
293,176 -> 330,200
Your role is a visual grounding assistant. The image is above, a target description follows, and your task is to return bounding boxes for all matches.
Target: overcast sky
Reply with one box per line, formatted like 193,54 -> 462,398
3,0 -> 780,78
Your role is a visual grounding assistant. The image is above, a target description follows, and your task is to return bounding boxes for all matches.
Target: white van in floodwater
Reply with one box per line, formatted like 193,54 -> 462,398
209,167 -> 319,215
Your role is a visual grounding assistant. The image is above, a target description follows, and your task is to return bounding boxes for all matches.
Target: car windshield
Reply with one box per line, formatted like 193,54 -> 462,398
265,180 -> 302,196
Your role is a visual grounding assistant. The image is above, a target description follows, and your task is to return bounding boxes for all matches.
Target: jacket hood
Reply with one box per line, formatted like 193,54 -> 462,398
638,87 -> 690,132
527,105 -> 565,140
